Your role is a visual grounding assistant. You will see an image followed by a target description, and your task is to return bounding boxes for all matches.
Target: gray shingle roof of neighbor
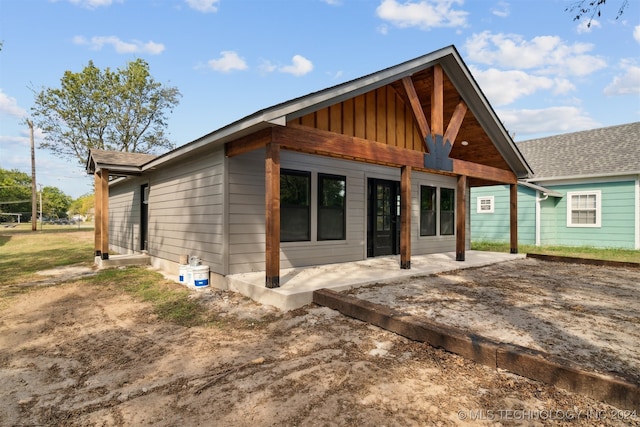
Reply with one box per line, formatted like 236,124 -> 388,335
86,149 -> 158,175
517,122 -> 640,181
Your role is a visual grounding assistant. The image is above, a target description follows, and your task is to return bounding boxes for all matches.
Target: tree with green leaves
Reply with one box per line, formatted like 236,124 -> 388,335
68,193 -> 94,219
0,168 -> 32,221
41,186 -> 73,219
31,59 -> 181,166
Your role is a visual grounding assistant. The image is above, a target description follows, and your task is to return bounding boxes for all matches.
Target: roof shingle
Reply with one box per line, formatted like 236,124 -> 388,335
517,122 -> 640,179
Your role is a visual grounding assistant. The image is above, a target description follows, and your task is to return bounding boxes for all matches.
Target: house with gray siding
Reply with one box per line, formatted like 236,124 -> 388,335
87,45 -> 532,290
471,122 -> 640,250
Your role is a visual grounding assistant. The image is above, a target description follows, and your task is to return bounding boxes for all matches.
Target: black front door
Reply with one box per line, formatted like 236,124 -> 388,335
367,178 -> 400,257
141,184 -> 149,251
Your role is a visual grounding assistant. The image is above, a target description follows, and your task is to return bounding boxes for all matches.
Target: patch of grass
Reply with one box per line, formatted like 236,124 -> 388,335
0,230 -> 94,286
81,267 -> 217,327
472,240 -> 640,263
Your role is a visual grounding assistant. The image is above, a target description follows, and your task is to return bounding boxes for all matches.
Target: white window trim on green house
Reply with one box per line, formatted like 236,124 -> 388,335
476,196 -> 494,214
566,190 -> 601,228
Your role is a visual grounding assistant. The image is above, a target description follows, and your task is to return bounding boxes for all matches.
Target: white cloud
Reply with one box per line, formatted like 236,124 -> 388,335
576,18 -> 600,34
470,67 -> 560,106
634,25 -> 640,43
491,1 -> 509,18
322,0 -> 342,5
73,35 -> 165,55
279,55 -> 314,76
604,61 -> 640,96
0,90 -> 27,118
185,0 -> 220,13
377,24 -> 389,35
376,0 -> 468,30
258,59 -> 277,73
207,51 -> 248,72
464,31 -> 606,77
498,106 -> 600,138
472,68 -> 575,106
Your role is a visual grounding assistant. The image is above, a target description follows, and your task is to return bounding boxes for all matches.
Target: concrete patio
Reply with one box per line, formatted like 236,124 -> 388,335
225,250 -> 525,310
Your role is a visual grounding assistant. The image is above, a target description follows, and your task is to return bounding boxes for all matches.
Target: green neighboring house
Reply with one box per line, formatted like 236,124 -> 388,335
471,122 -> 640,250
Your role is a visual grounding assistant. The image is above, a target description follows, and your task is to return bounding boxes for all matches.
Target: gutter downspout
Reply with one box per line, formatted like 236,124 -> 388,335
636,175 -> 640,249
535,191 -> 549,247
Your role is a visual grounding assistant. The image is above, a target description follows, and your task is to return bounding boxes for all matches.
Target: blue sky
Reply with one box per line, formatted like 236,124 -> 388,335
1,0 -> 639,198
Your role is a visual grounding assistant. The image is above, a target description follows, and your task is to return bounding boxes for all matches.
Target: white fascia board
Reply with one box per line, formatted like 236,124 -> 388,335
526,171 -> 640,184
518,181 -> 563,198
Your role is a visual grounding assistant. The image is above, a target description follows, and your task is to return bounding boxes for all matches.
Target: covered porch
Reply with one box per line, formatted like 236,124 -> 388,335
225,61 -> 526,289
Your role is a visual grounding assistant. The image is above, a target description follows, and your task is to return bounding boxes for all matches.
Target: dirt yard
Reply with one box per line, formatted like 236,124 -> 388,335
1,258 -> 639,426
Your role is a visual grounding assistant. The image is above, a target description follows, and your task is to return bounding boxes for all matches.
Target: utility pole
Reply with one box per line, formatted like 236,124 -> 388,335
27,119 -> 37,231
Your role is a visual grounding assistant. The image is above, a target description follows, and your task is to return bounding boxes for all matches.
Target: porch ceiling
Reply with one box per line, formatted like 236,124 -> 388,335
390,67 -> 510,172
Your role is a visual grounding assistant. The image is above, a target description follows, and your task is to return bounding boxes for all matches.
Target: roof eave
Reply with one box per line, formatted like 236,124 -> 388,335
142,45 -> 532,180
439,51 -> 533,180
526,170 -> 640,183
518,180 -> 563,198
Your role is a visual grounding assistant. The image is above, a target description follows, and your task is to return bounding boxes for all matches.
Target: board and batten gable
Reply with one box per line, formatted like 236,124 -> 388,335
471,185 -> 536,245
227,148 -> 466,275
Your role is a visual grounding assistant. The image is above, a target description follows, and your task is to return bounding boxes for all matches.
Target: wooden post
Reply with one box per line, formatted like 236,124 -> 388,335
431,64 -> 444,138
456,175 -> 467,261
265,143 -> 281,288
400,166 -> 412,269
510,183 -> 518,254
94,171 -> 102,257
99,168 -> 109,260
27,119 -> 37,232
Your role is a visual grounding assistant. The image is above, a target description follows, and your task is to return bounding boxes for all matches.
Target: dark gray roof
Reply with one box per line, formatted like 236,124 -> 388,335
518,122 -> 640,181
86,149 -> 158,175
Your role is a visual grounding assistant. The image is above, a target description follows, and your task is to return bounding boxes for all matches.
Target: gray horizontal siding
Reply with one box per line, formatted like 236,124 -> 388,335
146,146 -> 226,272
108,177 -> 143,254
227,149 -> 462,274
412,171 -> 460,255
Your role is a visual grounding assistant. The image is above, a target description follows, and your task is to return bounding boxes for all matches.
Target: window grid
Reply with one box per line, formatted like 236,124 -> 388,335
567,191 -> 601,228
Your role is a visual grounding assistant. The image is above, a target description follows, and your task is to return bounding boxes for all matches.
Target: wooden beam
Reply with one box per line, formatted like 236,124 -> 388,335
99,168 -> 109,260
400,166 -> 412,269
273,125 -> 424,169
401,77 -> 430,143
225,128 -> 273,157
431,64 -> 444,137
265,143 -> 281,288
452,159 -> 516,184
510,183 -> 518,254
94,172 -> 102,257
443,100 -> 468,146
456,174 -> 467,261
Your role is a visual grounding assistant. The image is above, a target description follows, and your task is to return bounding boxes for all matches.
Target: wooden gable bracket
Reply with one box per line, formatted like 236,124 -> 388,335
402,65 -> 469,174
401,76 -> 430,144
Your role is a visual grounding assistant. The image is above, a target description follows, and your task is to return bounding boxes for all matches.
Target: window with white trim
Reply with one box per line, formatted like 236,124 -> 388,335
477,196 -> 494,213
567,191 -> 601,227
